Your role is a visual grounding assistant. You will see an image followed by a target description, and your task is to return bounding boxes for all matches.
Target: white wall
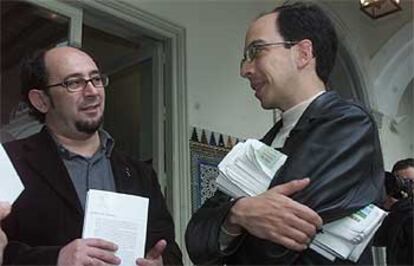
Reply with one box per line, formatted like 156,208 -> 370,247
318,0 -> 414,168
129,0 -> 279,140
381,83 -> 414,170
130,0 -> 413,166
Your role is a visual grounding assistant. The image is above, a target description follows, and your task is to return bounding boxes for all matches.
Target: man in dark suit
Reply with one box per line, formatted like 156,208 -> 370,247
2,46 -> 182,266
186,2 -> 384,265
375,160 -> 413,266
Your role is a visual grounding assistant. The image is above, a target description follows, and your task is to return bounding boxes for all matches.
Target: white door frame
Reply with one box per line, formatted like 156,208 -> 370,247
25,0 -> 83,46
66,0 -> 191,257
23,0 -> 191,259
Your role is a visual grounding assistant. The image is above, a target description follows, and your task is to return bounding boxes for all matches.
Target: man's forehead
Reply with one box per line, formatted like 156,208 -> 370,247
45,47 -> 88,61
245,13 -> 280,45
396,167 -> 414,179
44,47 -> 99,77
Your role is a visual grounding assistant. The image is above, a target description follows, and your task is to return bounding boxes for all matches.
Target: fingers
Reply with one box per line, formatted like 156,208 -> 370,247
87,247 -> 121,265
135,258 -> 155,266
57,238 -> 120,266
230,178 -> 323,251
270,178 -> 310,196
136,240 -> 166,266
0,202 -> 11,220
292,203 -> 323,230
269,179 -> 323,229
85,257 -> 118,266
85,238 -> 118,252
85,239 -> 120,265
276,235 -> 308,251
289,211 -> 320,238
0,228 -> 7,246
136,257 -> 163,266
146,239 -> 166,260
262,210 -> 315,251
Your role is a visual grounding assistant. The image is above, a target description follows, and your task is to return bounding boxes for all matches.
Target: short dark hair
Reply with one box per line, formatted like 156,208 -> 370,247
21,45 -> 99,122
385,171 -> 413,199
20,48 -> 49,122
392,158 -> 414,174
272,1 -> 338,84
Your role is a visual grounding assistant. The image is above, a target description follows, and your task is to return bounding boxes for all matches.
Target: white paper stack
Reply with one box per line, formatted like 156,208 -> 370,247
310,204 -> 388,262
0,145 -> 24,204
216,139 -> 287,198
215,140 -> 387,263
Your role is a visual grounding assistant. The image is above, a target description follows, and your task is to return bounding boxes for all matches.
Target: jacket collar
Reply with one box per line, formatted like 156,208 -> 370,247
291,91 -> 337,132
22,127 -> 83,216
20,128 -> 144,215
261,91 -> 338,144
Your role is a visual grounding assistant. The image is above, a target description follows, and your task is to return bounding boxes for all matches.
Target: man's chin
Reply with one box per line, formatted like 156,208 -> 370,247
260,101 -> 274,110
75,117 -> 103,134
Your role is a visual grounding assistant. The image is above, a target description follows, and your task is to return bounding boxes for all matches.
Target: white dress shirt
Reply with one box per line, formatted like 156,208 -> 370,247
271,91 -> 325,148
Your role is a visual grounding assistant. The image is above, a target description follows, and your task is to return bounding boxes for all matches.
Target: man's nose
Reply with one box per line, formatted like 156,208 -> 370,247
83,80 -> 100,95
240,61 -> 254,78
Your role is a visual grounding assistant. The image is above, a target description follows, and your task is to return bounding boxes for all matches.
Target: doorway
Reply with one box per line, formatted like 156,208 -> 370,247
0,0 -> 190,251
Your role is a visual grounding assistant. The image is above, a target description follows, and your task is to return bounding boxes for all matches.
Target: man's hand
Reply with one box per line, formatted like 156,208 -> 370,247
225,178 -> 322,251
136,239 -> 166,266
57,238 -> 120,266
0,202 -> 11,265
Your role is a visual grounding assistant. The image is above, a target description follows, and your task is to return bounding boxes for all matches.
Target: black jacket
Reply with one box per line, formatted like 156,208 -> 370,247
2,128 -> 183,265
186,91 -> 385,265
374,198 -> 413,265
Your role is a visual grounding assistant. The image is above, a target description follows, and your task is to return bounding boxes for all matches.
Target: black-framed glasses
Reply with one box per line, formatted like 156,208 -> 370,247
44,74 -> 109,93
241,41 -> 297,65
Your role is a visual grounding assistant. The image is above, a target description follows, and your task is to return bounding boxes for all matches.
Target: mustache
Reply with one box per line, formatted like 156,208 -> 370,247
79,98 -> 101,109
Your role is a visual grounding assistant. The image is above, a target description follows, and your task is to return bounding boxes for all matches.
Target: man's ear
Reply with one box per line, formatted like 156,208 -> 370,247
28,89 -> 51,114
294,39 -> 314,69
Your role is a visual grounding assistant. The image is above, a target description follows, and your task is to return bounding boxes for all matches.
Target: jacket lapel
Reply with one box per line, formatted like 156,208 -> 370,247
110,151 -> 141,195
260,120 -> 283,145
23,128 -> 83,216
282,91 -> 336,153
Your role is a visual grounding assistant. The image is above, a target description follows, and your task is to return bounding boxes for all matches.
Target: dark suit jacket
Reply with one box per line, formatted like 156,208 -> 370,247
2,128 -> 183,265
185,91 -> 385,265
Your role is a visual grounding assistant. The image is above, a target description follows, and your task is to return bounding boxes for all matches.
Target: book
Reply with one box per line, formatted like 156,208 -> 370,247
82,189 -> 149,266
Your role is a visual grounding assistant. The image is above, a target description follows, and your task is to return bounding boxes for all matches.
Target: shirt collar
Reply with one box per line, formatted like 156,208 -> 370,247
49,128 -> 115,159
99,129 -> 115,157
281,90 -> 326,128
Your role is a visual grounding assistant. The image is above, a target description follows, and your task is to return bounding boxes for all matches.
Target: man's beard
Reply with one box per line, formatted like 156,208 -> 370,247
75,115 -> 104,134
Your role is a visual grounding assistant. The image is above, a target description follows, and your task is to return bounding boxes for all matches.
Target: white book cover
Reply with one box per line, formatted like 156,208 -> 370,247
0,144 -> 24,204
83,189 -> 149,266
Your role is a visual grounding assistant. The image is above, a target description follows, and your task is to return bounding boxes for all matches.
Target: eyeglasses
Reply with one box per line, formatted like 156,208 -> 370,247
241,41 -> 297,65
45,74 -> 109,93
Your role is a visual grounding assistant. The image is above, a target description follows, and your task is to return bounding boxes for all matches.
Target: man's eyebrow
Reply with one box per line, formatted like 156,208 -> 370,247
63,70 -> 101,80
89,70 -> 100,76
246,39 -> 266,49
63,73 -> 83,80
